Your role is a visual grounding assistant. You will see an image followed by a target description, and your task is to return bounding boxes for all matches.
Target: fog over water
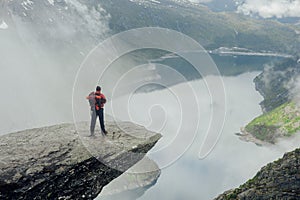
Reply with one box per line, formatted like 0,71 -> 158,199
2,24 -> 299,199
98,72 -> 300,200
1,2 -> 300,200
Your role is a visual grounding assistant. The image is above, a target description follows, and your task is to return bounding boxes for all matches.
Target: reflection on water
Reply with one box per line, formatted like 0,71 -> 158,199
96,178 -> 157,200
96,157 -> 160,200
98,72 -> 299,200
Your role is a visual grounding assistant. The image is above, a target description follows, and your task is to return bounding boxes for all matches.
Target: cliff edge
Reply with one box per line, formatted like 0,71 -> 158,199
0,121 -> 161,200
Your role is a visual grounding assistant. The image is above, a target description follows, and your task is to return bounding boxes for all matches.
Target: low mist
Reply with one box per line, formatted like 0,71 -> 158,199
1,2 -> 300,200
0,0 -> 111,135
98,72 -> 300,200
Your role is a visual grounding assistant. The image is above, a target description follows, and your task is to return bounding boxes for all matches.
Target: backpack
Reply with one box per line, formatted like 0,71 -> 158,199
95,93 -> 107,109
100,98 -> 106,104
88,92 -> 96,110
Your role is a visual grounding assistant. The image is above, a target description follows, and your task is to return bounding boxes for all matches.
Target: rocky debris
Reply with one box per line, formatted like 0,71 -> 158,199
0,121 -> 161,200
214,148 -> 300,200
236,128 -> 269,147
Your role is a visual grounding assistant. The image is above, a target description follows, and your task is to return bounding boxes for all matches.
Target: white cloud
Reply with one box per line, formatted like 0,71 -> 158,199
47,0 -> 54,6
285,75 -> 300,106
0,20 -> 8,29
238,0 -> 300,18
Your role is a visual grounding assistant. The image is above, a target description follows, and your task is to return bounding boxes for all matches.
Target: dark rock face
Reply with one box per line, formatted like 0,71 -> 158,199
0,122 -> 161,200
254,58 -> 300,113
98,157 -> 161,200
214,148 -> 300,200
239,58 -> 300,145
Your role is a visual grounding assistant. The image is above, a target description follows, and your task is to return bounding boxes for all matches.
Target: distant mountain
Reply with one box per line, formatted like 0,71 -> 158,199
99,0 -> 300,54
2,0 -> 300,55
241,58 -> 300,144
202,0 -> 240,12
1,0 -> 299,91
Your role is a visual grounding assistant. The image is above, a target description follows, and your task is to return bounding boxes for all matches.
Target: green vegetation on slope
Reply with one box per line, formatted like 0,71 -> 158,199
245,101 -> 300,143
98,0 -> 300,55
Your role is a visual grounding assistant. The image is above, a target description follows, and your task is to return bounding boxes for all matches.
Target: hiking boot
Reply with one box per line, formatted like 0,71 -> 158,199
102,130 -> 108,136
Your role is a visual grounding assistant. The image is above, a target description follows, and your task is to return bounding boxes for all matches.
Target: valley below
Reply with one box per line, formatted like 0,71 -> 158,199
1,0 -> 300,199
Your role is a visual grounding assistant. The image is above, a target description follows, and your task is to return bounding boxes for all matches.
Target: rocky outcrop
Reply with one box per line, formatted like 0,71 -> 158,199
0,121 -> 161,200
235,130 -> 268,146
214,148 -> 300,200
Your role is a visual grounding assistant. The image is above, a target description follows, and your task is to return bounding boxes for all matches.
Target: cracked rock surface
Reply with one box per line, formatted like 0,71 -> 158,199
0,121 -> 161,200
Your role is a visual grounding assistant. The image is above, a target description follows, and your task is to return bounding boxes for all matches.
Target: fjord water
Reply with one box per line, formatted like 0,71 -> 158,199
99,72 -> 299,200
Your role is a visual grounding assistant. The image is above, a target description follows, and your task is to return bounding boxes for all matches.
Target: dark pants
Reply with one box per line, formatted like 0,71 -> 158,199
90,108 -> 106,135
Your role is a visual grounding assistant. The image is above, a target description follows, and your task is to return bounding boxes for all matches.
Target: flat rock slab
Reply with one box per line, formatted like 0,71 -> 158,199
0,121 -> 161,200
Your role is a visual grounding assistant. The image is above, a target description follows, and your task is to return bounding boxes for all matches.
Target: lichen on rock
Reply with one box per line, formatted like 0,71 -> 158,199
0,121 -> 161,200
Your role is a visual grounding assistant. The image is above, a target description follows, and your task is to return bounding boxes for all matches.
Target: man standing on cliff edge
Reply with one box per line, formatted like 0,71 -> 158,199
86,86 -> 107,136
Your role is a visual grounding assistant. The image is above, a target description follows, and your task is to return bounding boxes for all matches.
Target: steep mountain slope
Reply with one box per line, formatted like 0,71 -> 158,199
215,148 -> 300,200
2,0 -> 299,55
254,59 -> 300,112
241,59 -> 300,144
244,101 -> 300,144
99,0 -> 300,54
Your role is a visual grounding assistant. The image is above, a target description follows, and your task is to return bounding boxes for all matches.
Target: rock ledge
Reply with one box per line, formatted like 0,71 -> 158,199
0,121 -> 161,200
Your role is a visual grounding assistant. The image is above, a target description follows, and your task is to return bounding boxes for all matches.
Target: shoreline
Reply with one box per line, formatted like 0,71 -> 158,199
236,127 -> 270,147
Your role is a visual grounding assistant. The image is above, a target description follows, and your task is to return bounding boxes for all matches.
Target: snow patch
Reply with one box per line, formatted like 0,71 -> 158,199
149,0 -> 161,4
0,20 -> 8,30
21,0 -> 34,10
48,0 -> 54,6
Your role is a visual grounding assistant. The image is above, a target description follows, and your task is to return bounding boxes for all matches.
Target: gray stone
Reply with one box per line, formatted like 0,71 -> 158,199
0,121 -> 161,200
214,148 -> 300,200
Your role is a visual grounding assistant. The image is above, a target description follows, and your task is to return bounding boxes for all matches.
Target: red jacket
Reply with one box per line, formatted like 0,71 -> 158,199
95,91 -> 106,110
